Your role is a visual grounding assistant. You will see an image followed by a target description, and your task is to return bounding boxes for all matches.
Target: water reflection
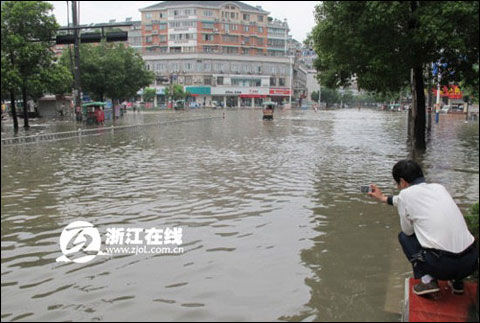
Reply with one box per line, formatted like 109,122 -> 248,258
1,110 -> 478,321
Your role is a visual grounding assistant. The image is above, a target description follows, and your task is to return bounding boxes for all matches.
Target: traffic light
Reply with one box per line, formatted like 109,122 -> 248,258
55,31 -> 128,44
106,31 -> 128,42
56,34 -> 75,44
80,33 -> 102,43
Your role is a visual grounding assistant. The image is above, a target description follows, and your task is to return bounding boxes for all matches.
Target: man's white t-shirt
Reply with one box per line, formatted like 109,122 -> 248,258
393,182 -> 474,253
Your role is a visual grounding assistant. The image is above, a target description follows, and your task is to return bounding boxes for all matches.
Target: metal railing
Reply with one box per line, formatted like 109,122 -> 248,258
1,116 -> 221,146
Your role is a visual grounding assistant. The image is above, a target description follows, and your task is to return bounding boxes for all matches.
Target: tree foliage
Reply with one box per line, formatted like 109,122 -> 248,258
311,1 -> 479,93
164,84 -> 187,101
60,42 -> 154,103
1,1 -> 60,128
143,88 -> 156,103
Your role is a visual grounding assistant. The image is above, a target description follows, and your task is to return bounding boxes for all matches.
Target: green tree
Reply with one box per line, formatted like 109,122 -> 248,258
60,41 -> 154,117
320,86 -> 340,108
143,88 -> 156,103
311,1 -> 479,150
341,90 -> 354,107
1,1 -> 59,130
311,90 -> 319,102
164,84 -> 186,101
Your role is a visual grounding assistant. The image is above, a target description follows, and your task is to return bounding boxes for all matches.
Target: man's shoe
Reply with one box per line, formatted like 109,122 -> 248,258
413,280 -> 440,296
448,280 -> 464,295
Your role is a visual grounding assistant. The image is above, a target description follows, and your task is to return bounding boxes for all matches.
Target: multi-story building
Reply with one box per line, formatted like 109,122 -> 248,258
267,18 -> 289,57
139,1 -> 297,107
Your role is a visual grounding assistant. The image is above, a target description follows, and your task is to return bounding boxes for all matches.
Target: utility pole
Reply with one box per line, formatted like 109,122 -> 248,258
289,56 -> 293,108
318,76 -> 321,108
72,1 -> 82,120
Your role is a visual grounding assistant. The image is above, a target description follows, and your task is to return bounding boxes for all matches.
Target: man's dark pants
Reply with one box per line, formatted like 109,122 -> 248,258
398,232 -> 478,281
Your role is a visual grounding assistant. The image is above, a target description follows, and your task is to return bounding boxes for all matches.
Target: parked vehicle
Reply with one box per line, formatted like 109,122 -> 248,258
441,106 -> 451,114
174,100 -> 185,110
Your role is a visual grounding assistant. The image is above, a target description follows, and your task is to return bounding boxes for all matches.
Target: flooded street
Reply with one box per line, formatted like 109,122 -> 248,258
1,109 -> 478,321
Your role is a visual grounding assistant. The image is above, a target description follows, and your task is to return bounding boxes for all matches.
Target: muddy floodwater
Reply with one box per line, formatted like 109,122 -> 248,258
1,109 -> 478,321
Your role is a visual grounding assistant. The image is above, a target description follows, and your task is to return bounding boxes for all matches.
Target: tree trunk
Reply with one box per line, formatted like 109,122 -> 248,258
408,1 -> 426,151
410,66 -> 426,151
10,89 -> 19,131
22,83 -> 30,129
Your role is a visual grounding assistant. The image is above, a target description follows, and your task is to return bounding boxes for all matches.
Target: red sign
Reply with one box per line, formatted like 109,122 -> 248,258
269,88 -> 291,96
432,85 -> 463,99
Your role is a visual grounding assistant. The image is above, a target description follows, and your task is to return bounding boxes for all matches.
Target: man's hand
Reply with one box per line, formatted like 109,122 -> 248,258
368,184 -> 388,203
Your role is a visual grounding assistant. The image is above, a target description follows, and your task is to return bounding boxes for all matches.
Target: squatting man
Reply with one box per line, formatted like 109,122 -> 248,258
367,160 -> 477,296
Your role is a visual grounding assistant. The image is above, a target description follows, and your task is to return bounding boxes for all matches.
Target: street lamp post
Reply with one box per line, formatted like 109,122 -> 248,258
435,73 -> 441,124
289,56 -> 293,108
72,1 -> 82,121
318,77 -> 321,108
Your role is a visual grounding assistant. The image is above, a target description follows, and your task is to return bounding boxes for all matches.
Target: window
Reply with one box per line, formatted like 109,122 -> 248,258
244,25 -> 249,32
222,35 -> 238,42
270,77 -> 276,86
145,25 -> 152,31
279,78 -> 285,86
231,12 -> 235,19
217,76 -> 224,85
258,27 -> 263,33
232,24 -> 238,31
258,15 -> 263,22
203,34 -> 214,41
159,35 -> 167,42
203,46 -> 214,53
224,24 -> 230,32
159,23 -> 167,30
204,77 -> 212,85
146,36 -> 152,43
243,14 -> 250,20
145,13 -> 152,19
204,10 -> 213,17
203,22 -> 214,29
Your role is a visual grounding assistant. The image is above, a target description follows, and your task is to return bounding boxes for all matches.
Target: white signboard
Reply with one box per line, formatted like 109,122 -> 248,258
211,87 -> 269,95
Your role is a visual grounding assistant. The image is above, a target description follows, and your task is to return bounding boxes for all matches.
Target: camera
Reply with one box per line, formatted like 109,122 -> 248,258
360,185 -> 372,193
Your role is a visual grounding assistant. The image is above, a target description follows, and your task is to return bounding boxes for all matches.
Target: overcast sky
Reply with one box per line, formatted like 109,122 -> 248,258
48,1 -> 319,42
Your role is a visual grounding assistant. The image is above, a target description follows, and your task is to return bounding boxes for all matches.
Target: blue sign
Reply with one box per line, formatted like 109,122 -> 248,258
432,62 -> 448,76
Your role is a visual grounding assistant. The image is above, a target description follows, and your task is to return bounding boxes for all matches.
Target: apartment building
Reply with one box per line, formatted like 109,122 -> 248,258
139,1 -> 295,107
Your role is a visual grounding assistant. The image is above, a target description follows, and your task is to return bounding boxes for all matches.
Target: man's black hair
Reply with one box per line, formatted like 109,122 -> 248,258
392,160 -> 424,184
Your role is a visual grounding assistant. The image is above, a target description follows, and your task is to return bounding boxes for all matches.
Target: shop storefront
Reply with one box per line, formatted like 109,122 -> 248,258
185,86 -> 211,107
269,88 -> 292,105
211,87 -> 269,108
